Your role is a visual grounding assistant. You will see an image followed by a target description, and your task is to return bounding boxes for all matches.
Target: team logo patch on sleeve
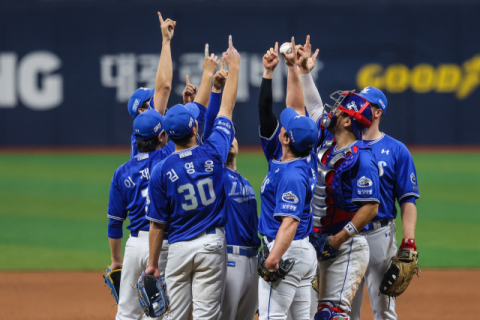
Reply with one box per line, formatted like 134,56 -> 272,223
410,173 -> 417,184
282,191 -> 299,203
357,176 -> 373,188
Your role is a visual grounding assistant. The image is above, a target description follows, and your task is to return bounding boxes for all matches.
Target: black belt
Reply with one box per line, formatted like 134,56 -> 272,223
206,226 -> 216,234
131,231 -> 169,240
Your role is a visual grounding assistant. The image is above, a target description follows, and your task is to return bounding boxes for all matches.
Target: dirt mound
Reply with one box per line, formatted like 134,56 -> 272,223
1,270 -> 478,320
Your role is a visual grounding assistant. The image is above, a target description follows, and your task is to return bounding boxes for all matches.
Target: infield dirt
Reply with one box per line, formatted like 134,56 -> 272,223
1,269 -> 478,320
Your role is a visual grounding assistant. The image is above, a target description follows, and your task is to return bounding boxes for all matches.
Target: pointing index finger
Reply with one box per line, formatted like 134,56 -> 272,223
186,75 -> 190,84
205,44 -> 209,58
157,12 -> 164,23
274,42 -> 278,54
228,35 -> 233,49
221,58 -> 225,70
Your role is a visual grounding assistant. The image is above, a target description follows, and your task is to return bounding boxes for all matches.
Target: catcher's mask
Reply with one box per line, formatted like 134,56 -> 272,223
321,91 -> 374,139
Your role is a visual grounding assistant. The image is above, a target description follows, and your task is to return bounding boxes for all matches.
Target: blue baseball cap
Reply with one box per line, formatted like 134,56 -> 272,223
133,109 -> 165,141
164,103 -> 200,139
358,87 -> 388,115
280,108 -> 318,152
127,88 -> 155,119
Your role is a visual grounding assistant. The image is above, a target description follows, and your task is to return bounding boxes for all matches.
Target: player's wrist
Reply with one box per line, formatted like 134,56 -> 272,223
299,65 -> 310,74
263,69 -> 274,79
399,238 -> 417,251
212,86 -> 222,93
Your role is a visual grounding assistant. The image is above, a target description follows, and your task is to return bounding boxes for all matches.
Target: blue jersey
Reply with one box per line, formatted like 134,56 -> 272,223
202,91 -> 259,247
363,133 -> 420,221
146,116 -> 235,243
224,167 -> 260,247
107,147 -> 175,234
258,123 -> 317,240
131,103 -> 207,159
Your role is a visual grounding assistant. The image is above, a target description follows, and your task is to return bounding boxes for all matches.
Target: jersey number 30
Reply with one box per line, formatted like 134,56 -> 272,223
178,178 -> 216,211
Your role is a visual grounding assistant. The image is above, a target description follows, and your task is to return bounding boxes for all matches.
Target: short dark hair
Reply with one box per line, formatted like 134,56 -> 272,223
136,133 -> 163,153
284,133 -> 311,158
170,131 -> 195,147
370,103 -> 383,121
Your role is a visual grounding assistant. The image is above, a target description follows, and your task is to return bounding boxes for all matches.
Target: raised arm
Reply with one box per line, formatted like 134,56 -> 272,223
298,35 -> 323,122
259,42 -> 280,138
182,75 -> 197,104
281,37 -> 305,116
153,12 -> 176,115
218,36 -> 240,120
194,44 -> 220,108
204,59 -> 228,140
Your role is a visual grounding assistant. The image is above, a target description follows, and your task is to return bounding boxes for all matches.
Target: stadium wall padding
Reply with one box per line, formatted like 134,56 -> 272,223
1,1 -> 479,146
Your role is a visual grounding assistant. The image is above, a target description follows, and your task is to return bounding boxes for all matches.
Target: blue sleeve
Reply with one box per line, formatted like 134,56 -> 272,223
260,121 -> 282,161
273,168 -> 308,222
145,162 -> 169,224
203,92 -> 222,141
108,218 -> 123,239
204,116 -> 235,164
399,196 -> 416,206
131,133 -> 139,159
395,144 -> 420,202
194,102 -> 207,130
351,152 -> 381,204
107,172 -> 128,221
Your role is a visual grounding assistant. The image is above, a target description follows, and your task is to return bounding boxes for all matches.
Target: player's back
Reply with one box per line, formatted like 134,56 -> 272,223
223,168 -> 260,247
147,114 -> 236,243
109,149 -> 172,232
363,133 -> 420,221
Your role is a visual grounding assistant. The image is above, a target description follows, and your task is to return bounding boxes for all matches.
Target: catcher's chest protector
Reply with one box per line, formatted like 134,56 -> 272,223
312,140 -> 361,233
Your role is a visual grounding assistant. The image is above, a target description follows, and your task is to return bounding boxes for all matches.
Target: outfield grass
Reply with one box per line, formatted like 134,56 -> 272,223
0,151 -> 479,270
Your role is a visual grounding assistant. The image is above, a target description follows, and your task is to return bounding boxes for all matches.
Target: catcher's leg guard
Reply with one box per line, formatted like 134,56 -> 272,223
314,301 -> 346,320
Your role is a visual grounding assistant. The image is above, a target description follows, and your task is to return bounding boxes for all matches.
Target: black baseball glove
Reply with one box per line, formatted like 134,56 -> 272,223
257,245 -> 295,282
103,266 -> 121,304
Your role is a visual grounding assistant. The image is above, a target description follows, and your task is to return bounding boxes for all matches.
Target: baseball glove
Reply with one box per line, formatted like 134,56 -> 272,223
309,233 -> 339,260
311,275 -> 319,294
103,266 -> 121,304
380,249 -> 420,297
257,245 -> 295,282
136,271 -> 170,317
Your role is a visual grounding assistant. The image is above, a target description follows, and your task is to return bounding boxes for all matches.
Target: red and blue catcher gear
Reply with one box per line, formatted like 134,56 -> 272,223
311,137 -> 380,236
315,301 -> 346,320
321,91 -> 373,140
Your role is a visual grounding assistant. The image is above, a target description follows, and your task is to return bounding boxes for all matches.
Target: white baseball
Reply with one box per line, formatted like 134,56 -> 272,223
279,42 -> 292,55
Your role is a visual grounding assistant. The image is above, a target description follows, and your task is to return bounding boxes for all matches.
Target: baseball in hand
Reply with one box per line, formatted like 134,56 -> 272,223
279,42 -> 292,54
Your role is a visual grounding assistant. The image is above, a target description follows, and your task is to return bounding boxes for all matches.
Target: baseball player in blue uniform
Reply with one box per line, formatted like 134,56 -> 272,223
107,109 -> 173,320
126,12 -> 176,159
257,41 -> 319,319
350,87 -> 420,320
145,36 -> 240,320
291,39 -> 381,320
203,61 -> 261,320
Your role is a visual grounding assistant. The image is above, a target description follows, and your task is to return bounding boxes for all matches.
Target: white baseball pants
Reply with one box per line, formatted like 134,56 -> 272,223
317,235 -> 369,320
258,236 -> 317,320
165,227 -> 227,320
350,221 -> 397,320
219,250 -> 258,320
116,231 -> 169,320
